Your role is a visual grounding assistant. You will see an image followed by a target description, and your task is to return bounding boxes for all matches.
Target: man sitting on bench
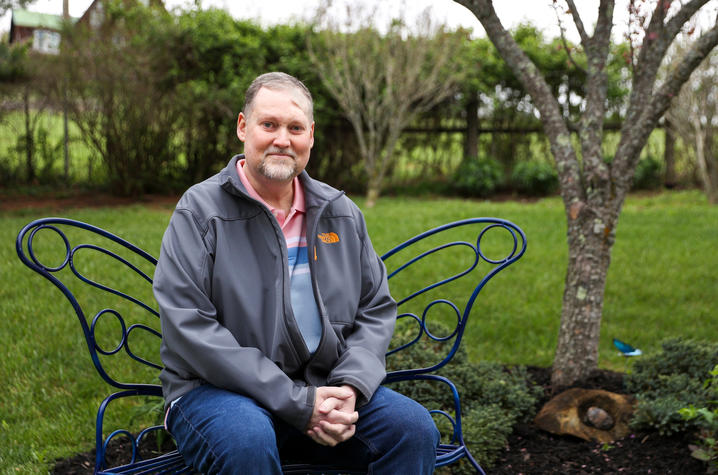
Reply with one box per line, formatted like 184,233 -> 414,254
153,71 -> 439,474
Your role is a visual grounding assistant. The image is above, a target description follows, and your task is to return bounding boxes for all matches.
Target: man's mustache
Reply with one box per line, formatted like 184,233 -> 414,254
264,148 -> 296,159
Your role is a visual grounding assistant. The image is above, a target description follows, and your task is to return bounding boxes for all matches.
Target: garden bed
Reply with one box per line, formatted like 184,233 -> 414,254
491,367 -> 705,474
52,367 -> 706,474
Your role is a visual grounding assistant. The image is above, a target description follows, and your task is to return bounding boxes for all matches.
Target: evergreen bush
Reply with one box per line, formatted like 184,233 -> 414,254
632,156 -> 663,190
510,160 -> 558,196
453,156 -> 504,197
626,338 -> 718,436
387,322 -> 541,471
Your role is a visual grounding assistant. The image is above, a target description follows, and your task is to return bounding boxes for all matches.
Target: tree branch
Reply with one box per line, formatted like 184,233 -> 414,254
579,0 -> 614,196
649,17 -> 718,128
565,0 -> 590,46
615,14 -> 718,194
553,1 -> 586,73
454,0 -> 583,201
634,0 -> 710,90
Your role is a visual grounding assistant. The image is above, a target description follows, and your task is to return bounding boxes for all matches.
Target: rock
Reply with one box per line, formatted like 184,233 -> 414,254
534,388 -> 635,443
585,406 -> 614,430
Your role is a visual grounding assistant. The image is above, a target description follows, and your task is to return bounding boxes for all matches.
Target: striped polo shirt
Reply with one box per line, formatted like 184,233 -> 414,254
236,159 -> 322,353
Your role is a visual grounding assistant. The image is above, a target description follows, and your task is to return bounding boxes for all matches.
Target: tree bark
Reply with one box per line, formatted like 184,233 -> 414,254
365,184 -> 380,208
693,116 -> 718,203
22,87 -> 34,183
664,119 -> 677,188
464,97 -> 479,160
553,208 -> 614,387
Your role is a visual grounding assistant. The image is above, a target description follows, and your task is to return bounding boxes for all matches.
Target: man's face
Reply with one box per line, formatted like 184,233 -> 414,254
237,87 -> 314,184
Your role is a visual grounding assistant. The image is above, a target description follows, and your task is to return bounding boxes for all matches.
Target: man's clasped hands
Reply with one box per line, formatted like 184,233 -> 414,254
306,385 -> 359,447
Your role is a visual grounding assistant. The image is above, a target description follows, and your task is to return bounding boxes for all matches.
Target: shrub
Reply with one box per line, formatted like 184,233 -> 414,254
453,155 -> 504,197
679,365 -> 718,473
387,322 -> 542,471
626,338 -> 718,436
510,160 -> 558,196
632,155 -> 663,190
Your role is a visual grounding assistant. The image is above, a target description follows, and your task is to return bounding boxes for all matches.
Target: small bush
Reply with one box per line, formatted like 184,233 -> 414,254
679,365 -> 718,473
453,156 -> 504,197
510,160 -> 558,196
632,156 -> 663,190
387,322 -> 542,471
626,338 -> 718,436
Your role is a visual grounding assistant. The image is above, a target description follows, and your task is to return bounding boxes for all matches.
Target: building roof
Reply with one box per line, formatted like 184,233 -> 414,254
11,9 -> 78,30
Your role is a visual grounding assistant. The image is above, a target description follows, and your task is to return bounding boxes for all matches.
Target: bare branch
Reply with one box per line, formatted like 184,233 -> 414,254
578,0 -> 614,196
565,0 -> 590,46
650,16 -> 718,127
553,1 -> 586,73
615,14 -> 718,195
634,0 -> 711,89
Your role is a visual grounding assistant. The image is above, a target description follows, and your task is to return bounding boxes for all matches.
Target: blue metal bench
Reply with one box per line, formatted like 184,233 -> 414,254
16,216 -> 526,474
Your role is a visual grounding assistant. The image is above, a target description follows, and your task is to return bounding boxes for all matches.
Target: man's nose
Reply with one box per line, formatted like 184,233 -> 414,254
273,128 -> 291,148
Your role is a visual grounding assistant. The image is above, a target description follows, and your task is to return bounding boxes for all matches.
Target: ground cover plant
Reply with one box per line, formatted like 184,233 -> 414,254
1,190 -> 716,473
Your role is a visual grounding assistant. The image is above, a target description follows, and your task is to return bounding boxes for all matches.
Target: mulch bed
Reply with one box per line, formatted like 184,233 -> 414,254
491,367 -> 705,474
51,367 -> 707,474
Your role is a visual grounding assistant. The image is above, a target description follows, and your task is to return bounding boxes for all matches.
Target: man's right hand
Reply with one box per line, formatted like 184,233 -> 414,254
306,385 -> 358,447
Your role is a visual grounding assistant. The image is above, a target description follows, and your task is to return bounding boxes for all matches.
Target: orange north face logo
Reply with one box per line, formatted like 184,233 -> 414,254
317,232 -> 340,244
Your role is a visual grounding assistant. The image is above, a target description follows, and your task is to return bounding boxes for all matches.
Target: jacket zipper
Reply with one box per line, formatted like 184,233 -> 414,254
235,192 -> 309,364
303,190 -> 345,374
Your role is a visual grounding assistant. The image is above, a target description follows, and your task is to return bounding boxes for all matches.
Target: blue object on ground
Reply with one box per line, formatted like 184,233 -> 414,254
613,337 -> 642,356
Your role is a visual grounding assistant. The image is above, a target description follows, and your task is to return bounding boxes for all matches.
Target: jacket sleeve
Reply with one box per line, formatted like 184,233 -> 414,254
154,208 -> 315,430
325,208 -> 396,406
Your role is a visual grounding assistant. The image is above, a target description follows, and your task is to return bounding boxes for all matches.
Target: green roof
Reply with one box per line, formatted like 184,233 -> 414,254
12,9 -> 78,30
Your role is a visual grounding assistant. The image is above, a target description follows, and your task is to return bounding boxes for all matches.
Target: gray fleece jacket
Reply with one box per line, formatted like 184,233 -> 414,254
154,155 -> 396,431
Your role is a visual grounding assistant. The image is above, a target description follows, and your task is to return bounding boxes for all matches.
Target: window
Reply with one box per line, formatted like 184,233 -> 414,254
33,29 -> 61,54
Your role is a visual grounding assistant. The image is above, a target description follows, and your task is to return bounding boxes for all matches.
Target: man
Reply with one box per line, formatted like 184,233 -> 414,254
154,72 -> 439,474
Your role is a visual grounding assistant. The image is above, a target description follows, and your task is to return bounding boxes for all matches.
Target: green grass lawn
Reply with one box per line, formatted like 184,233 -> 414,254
1,190 -> 716,473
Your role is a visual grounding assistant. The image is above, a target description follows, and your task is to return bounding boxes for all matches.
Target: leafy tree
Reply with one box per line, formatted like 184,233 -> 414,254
60,1 -> 182,195
450,24 -> 630,182
172,9 -> 265,183
0,41 -> 58,184
454,0 -> 718,386
0,0 -> 33,16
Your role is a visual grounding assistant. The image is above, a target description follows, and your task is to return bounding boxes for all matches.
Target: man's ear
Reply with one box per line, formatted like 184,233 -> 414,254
237,112 -> 247,142
309,121 -> 315,148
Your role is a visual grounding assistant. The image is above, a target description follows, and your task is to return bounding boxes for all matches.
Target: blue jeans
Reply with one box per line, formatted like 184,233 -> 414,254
167,384 -> 439,474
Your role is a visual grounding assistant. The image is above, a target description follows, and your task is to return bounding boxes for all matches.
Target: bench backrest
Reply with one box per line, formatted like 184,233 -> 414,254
381,218 -> 526,379
16,216 -> 525,471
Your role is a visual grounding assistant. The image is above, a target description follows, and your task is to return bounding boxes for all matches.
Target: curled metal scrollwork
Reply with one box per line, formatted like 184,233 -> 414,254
17,218 -> 161,390
91,310 -> 162,370
27,225 -> 71,272
103,429 -> 138,466
429,409 -> 459,444
477,223 -> 519,264
383,219 -> 527,379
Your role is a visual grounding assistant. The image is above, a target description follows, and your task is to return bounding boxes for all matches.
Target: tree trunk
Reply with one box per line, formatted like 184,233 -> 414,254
552,210 -> 614,387
23,88 -> 35,184
664,119 -> 677,189
464,97 -> 479,160
365,184 -> 380,208
693,117 -> 718,204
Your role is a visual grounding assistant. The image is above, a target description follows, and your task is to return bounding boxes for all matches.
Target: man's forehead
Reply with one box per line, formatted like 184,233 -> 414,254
254,86 -> 312,120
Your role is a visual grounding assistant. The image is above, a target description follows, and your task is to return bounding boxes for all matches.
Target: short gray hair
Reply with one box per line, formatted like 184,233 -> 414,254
243,72 -> 314,122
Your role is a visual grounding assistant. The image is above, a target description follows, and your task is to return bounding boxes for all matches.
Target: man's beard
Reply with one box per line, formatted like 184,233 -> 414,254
258,149 -> 297,181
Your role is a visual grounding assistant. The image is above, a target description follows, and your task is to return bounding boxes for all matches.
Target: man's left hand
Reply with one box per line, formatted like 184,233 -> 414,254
306,385 -> 358,446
